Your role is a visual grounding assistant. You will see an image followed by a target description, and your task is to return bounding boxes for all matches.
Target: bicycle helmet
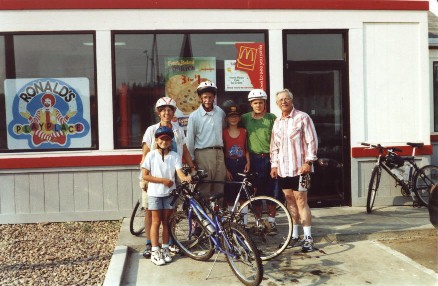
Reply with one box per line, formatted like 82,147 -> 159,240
155,97 -> 177,112
196,81 -> 217,96
155,126 -> 174,139
225,103 -> 241,117
248,89 -> 267,102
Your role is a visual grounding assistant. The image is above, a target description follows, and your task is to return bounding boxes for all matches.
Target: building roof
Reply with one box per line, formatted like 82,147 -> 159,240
0,0 -> 430,11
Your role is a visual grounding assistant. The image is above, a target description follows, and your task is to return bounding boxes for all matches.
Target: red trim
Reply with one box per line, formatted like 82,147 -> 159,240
431,135 -> 438,142
0,0 -> 429,10
352,144 -> 433,158
0,154 -> 142,169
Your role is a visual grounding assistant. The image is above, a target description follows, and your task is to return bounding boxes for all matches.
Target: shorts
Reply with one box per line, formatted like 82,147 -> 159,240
278,175 -> 303,191
148,195 -> 174,210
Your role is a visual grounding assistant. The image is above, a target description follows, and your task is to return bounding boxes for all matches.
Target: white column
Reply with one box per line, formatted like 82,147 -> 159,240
95,30 -> 114,151
268,29 -> 283,117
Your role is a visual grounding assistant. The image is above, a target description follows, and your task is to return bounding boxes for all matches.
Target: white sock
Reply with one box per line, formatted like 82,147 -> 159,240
292,224 -> 299,238
162,244 -> 169,249
152,246 -> 160,252
303,226 -> 312,238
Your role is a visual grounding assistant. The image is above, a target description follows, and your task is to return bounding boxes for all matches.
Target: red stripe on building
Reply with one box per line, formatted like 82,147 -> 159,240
352,144 -> 433,158
0,0 -> 429,10
0,154 -> 142,169
431,134 -> 438,142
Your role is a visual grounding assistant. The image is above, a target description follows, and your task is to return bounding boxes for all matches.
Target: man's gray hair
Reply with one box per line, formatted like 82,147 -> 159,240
275,89 -> 293,102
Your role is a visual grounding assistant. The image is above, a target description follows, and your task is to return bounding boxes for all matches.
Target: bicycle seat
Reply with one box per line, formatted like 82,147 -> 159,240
407,142 -> 424,148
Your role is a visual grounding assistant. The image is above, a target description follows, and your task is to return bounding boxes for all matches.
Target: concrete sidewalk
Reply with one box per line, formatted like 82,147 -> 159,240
105,206 -> 438,286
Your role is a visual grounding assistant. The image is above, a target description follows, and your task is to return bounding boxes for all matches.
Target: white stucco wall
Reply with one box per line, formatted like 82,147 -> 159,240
0,8 -> 431,220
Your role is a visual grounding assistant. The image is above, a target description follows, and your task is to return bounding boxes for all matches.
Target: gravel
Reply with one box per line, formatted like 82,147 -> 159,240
0,220 -> 121,285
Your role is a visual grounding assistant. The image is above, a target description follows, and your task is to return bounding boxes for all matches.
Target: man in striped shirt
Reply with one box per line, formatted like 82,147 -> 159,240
270,88 -> 318,252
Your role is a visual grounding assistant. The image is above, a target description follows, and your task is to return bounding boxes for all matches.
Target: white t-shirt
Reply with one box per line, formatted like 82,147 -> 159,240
141,149 -> 182,197
142,122 -> 186,158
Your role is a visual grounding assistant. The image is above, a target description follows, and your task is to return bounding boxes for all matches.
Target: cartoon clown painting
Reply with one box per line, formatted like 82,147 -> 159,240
20,93 -> 77,146
5,78 -> 91,150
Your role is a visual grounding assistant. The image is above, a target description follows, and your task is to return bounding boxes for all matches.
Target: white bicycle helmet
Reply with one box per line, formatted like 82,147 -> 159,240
196,81 -> 217,96
155,97 -> 177,112
248,89 -> 268,102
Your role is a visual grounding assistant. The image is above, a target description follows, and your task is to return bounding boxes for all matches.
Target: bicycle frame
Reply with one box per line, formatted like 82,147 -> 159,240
182,189 -> 246,260
367,143 -> 423,198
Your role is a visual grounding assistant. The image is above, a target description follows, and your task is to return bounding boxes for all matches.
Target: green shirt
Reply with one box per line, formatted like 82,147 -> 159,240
241,112 -> 276,154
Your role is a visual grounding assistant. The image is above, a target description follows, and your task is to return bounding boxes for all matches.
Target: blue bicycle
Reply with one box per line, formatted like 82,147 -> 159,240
168,170 -> 263,286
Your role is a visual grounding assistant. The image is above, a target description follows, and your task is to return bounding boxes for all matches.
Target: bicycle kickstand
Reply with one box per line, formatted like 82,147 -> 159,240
206,251 -> 221,280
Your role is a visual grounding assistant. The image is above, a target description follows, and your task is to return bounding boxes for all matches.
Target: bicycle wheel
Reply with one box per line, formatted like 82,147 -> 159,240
238,196 -> 292,260
367,166 -> 381,214
223,223 -> 263,286
129,200 -> 145,235
168,211 -> 214,261
413,165 -> 438,207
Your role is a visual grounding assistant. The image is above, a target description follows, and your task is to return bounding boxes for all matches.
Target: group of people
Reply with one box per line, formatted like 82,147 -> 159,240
139,81 -> 318,266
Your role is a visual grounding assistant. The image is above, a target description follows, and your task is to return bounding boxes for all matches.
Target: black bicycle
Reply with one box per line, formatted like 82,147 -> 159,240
168,170 -> 263,286
362,142 -> 438,213
224,172 -> 292,261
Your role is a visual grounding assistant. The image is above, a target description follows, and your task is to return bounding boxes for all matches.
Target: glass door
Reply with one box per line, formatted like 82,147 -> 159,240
284,31 -> 350,206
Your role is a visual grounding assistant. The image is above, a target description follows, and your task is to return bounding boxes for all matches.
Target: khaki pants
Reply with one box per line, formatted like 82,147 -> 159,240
195,148 -> 226,198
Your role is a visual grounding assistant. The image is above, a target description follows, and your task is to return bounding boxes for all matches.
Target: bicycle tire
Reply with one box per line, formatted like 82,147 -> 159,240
129,200 -> 145,236
223,223 -> 263,286
238,196 -> 292,260
168,210 -> 214,261
366,166 -> 381,214
413,165 -> 438,207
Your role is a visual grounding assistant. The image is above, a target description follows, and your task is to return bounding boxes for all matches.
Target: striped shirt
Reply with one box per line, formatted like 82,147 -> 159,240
270,108 -> 318,177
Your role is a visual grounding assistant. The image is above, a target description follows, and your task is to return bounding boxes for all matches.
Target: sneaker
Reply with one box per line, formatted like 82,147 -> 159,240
279,237 -> 302,249
169,244 -> 180,254
151,249 -> 165,266
142,244 -> 152,259
302,236 -> 314,252
162,247 -> 173,263
267,222 -> 278,236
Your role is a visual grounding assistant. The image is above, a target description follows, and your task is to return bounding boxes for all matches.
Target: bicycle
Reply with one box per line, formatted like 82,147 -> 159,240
224,172 -> 293,261
361,142 -> 438,213
168,170 -> 263,286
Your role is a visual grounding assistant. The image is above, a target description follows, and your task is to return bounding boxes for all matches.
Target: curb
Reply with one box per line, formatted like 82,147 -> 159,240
103,245 -> 129,286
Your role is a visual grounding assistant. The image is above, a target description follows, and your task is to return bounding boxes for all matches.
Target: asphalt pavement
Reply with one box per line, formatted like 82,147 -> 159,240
104,206 -> 438,286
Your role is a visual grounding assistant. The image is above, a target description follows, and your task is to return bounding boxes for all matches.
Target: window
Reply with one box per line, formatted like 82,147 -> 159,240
113,31 -> 267,148
0,33 -> 97,152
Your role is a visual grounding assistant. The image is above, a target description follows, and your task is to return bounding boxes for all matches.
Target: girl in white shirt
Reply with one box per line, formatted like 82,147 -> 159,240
141,126 -> 191,266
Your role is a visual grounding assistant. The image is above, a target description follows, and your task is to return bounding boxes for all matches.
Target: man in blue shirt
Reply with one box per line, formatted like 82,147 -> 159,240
186,81 -> 226,198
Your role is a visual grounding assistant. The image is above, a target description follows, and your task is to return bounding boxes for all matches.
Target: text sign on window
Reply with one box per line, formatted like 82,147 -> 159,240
4,78 -> 91,149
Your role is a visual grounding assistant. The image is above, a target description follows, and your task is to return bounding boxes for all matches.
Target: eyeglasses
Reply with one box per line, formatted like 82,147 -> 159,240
277,97 -> 292,102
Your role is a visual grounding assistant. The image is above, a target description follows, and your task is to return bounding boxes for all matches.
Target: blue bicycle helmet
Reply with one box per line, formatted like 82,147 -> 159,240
155,126 -> 174,139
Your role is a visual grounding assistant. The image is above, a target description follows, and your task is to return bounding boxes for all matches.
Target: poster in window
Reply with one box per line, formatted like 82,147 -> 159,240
4,78 -> 91,149
165,57 -> 216,129
233,43 -> 266,91
224,60 -> 253,91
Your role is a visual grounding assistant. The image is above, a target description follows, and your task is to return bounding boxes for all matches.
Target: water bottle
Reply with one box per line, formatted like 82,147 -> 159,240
201,219 -> 216,234
391,168 -> 404,181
